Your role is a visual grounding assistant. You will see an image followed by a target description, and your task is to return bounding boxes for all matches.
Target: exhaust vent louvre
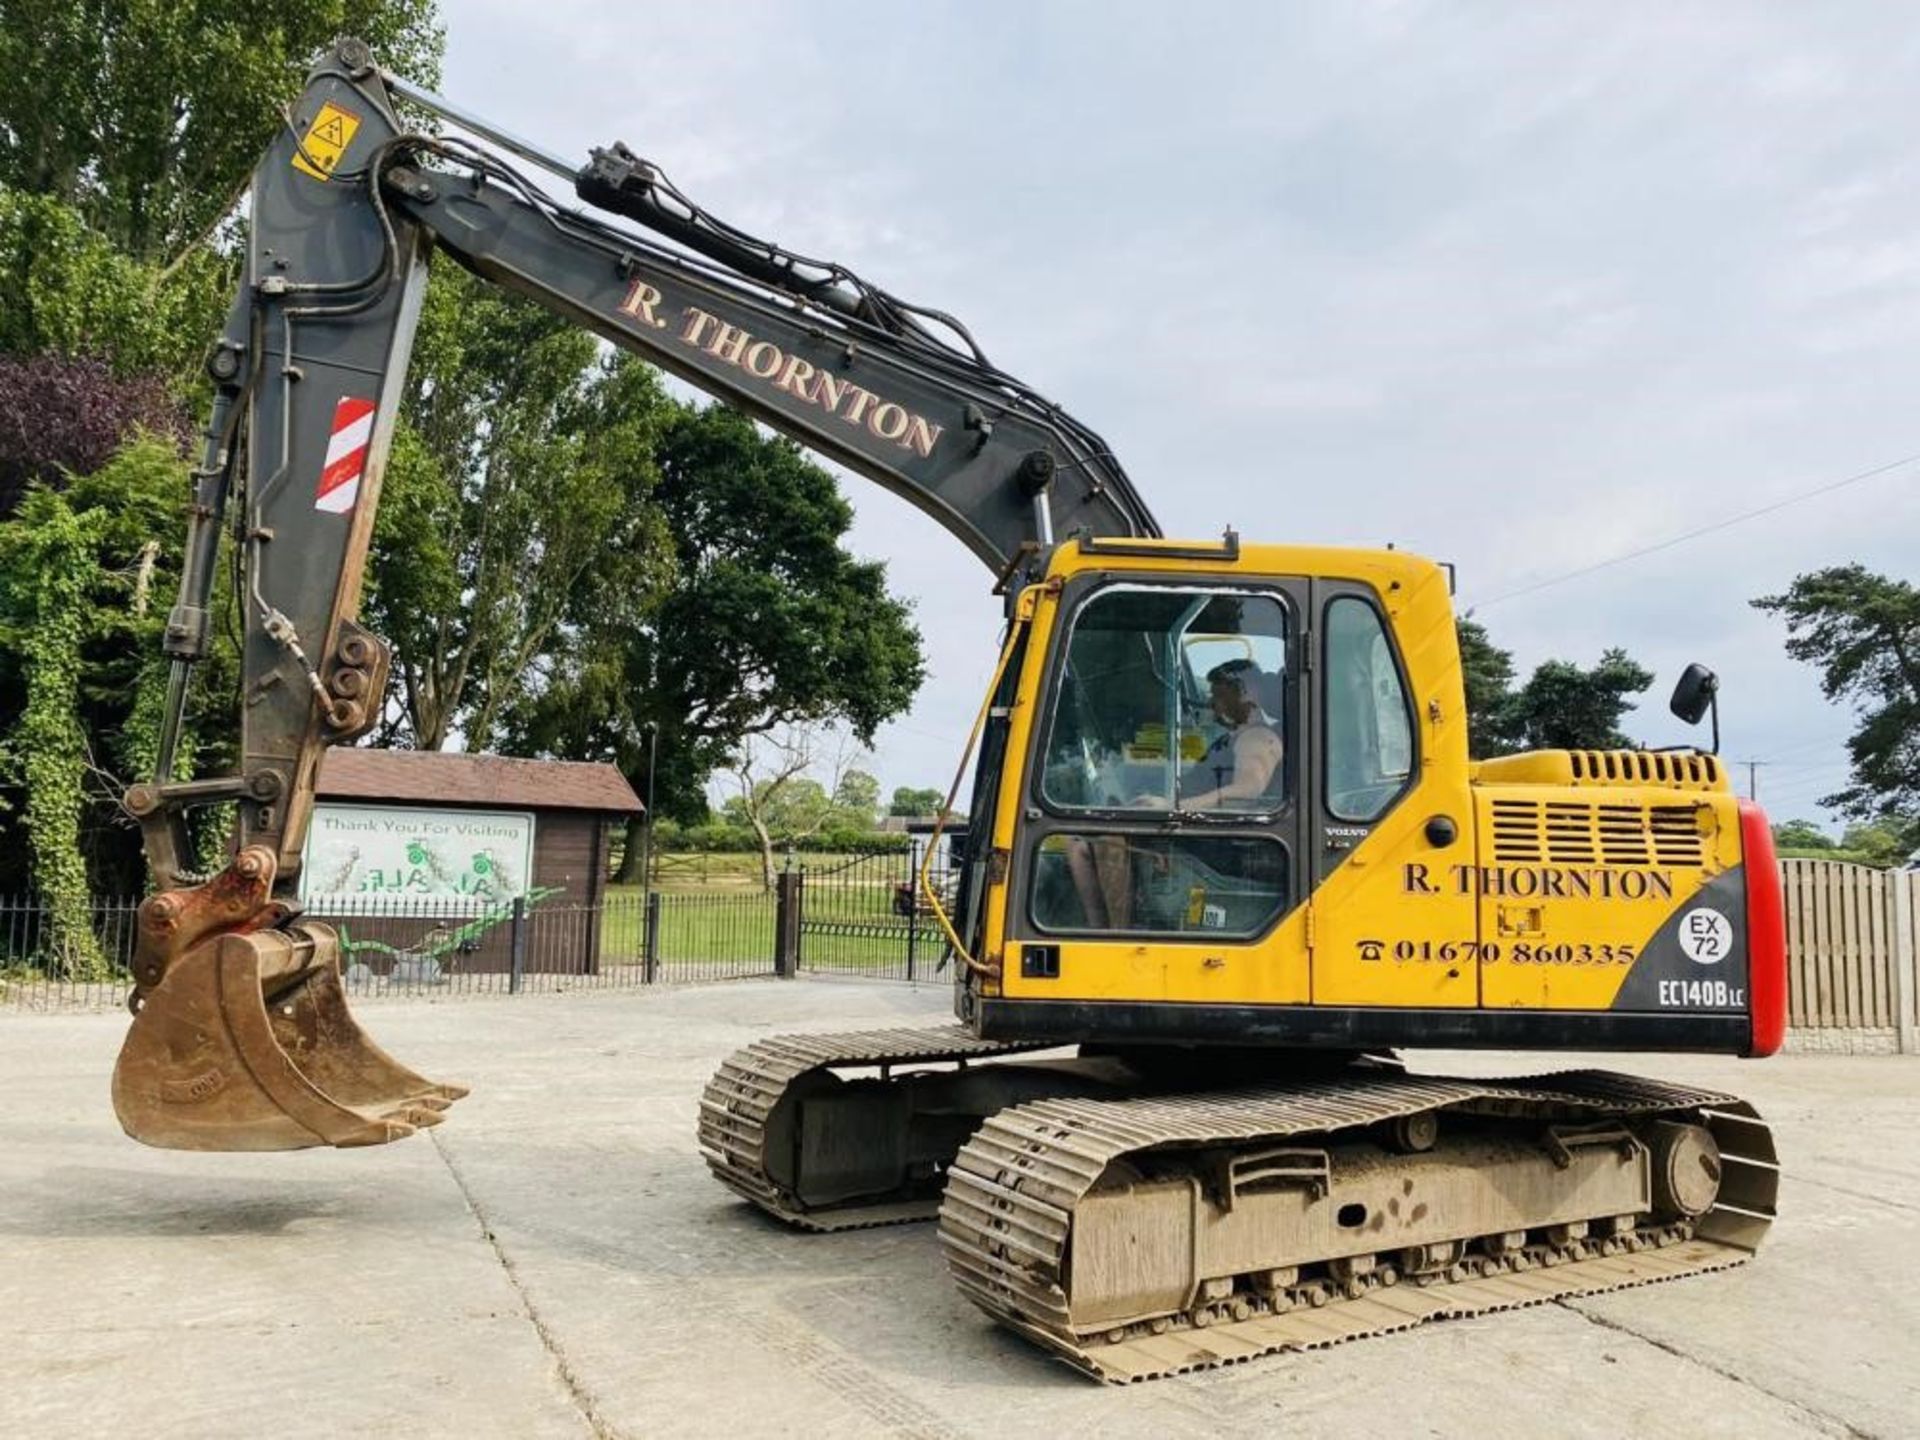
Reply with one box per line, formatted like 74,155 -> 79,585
1566,750 -> 1722,789
1488,800 -> 1708,868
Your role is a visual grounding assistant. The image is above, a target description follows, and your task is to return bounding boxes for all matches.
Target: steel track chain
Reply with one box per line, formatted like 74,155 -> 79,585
938,1069 -> 1779,1382
696,1024 -> 1056,1231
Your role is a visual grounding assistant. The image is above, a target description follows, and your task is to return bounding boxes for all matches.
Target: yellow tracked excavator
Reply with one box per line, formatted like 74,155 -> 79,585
117,41 -> 1784,1379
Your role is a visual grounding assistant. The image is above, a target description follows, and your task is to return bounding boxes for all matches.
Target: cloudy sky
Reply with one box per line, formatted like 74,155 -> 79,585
440,1 -> 1919,826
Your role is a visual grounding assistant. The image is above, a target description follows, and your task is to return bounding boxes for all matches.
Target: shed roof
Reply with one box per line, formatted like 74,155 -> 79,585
315,749 -> 641,814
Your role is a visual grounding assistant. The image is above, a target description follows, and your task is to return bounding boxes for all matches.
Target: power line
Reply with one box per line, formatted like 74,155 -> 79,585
1470,449 -> 1920,610
1755,773 -> 1853,806
1764,757 -> 1851,774
1753,733 -> 1850,763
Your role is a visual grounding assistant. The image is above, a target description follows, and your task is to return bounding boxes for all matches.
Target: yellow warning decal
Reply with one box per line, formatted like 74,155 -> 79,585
291,100 -> 361,181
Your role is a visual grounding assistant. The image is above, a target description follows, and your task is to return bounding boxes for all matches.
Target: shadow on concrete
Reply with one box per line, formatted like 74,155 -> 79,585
0,1167 -> 395,1237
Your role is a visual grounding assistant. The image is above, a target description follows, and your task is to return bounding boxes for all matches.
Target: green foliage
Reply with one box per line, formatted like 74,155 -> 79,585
0,2 -> 441,904
1455,619 -> 1653,757
508,403 -> 926,825
720,766 -> 883,839
1772,819 -> 1833,851
0,436 -> 231,894
832,769 -> 881,829
889,785 -> 946,817
652,820 -> 910,856
0,0 -> 442,265
0,490 -> 107,974
722,778 -> 835,839
1754,566 -> 1920,836
0,191 -> 227,382
1774,817 -> 1911,867
1455,617 -> 1517,758
1503,651 -> 1655,752
1837,820 -> 1911,869
371,271 -> 676,751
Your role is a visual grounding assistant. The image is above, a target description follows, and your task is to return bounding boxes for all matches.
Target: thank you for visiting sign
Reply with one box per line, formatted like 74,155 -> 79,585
300,803 -> 537,908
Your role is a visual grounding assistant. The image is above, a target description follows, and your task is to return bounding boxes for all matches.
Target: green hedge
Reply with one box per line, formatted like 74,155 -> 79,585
652,822 -> 913,855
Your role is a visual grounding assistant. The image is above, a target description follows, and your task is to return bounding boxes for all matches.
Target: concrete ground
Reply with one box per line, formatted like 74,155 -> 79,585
3,980 -> 1915,1440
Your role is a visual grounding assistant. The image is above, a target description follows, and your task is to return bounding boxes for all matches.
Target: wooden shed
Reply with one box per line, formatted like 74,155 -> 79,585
303,750 -> 640,976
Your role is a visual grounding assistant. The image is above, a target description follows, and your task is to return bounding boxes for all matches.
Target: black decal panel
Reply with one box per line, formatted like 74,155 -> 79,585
1610,866 -> 1750,1013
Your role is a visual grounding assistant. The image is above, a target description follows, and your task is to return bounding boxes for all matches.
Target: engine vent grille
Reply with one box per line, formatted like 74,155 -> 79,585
1489,800 -> 1707,869
1566,749 -> 1723,788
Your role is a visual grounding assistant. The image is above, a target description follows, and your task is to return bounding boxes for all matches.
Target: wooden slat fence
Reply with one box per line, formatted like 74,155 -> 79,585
1781,859 -> 1917,1048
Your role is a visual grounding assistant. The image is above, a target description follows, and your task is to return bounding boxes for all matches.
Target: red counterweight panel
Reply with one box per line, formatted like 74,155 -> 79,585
1739,800 -> 1788,1057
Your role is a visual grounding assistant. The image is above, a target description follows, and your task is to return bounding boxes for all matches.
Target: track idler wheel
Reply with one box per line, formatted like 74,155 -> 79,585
1647,1121 -> 1722,1219
113,920 -> 465,1151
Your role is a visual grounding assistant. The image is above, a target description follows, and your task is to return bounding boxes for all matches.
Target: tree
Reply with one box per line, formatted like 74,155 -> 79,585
0,191 -> 226,385
1454,619 -> 1653,757
1839,821 -> 1909,868
831,769 -> 882,830
0,2 -> 443,907
0,437 -> 235,896
889,785 -> 946,818
1772,819 -> 1834,852
723,726 -> 861,889
508,403 -> 925,879
1755,567 -> 1920,842
367,276 -> 675,751
0,1 -> 441,267
0,489 -> 107,972
1501,650 -> 1654,753
1456,617 -> 1517,758
0,352 -> 188,515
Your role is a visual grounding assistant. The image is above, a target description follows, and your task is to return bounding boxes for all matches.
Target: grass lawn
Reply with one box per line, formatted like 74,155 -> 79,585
599,870 -> 952,978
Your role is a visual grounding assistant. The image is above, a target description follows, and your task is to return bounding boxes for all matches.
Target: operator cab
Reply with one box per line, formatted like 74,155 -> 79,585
1010,556 -> 1419,948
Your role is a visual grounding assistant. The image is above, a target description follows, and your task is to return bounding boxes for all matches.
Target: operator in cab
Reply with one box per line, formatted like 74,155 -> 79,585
1066,658 -> 1285,930
1153,657 -> 1284,810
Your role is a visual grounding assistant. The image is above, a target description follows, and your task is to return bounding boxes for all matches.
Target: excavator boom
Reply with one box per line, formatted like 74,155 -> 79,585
115,41 -> 1154,1150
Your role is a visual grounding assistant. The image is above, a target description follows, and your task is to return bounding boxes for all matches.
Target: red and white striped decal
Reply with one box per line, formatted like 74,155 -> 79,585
315,395 -> 376,514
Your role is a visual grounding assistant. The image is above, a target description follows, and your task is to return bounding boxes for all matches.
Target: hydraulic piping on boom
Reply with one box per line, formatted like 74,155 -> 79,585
114,37 -> 1156,1150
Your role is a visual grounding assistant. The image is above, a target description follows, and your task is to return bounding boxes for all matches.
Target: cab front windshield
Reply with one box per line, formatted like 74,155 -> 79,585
1041,586 -> 1288,814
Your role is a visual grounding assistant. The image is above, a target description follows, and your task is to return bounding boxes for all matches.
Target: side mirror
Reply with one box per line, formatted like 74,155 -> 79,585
1669,663 -> 1720,753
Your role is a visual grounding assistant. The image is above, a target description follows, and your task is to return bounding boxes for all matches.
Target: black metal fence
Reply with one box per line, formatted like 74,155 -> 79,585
795,841 -> 961,981
0,844 -> 959,1011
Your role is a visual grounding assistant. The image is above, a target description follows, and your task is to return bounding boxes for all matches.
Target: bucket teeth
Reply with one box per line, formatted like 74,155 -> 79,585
112,921 -> 465,1152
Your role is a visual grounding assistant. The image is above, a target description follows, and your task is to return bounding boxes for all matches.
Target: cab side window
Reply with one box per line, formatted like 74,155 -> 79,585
1324,597 -> 1413,823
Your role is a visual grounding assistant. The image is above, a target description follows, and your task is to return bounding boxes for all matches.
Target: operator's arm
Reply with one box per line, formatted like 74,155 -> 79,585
1177,728 -> 1283,810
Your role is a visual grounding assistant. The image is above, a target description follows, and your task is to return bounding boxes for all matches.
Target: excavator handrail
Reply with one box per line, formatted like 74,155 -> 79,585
917,588 -> 1042,977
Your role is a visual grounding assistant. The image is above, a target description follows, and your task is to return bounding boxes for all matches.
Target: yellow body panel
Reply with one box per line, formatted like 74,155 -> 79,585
1470,782 -> 1738,1009
1307,551 -> 1476,1007
997,913 -> 1313,1005
978,537 -> 1736,1017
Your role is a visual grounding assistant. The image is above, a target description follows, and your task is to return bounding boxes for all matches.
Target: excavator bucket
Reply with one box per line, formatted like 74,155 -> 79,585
114,923 -> 467,1150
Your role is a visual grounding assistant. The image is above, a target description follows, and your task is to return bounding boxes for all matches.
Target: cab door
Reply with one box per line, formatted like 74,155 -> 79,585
998,573 -> 1311,1006
1306,584 -> 1478,1007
